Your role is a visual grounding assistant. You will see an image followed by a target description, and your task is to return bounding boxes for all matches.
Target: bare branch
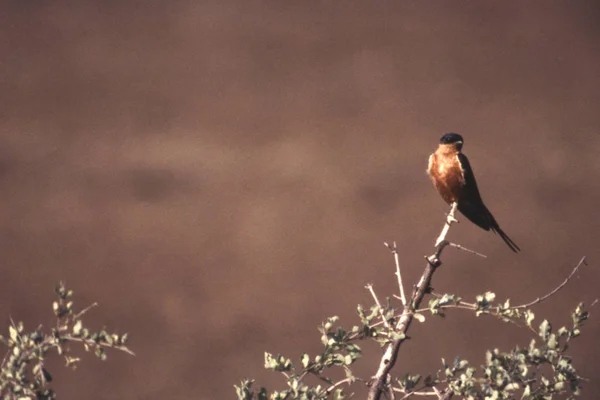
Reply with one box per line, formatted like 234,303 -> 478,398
394,386 -> 442,398
447,242 -> 487,258
368,205 -> 457,400
385,241 -> 407,306
366,284 -> 391,329
324,377 -> 354,394
73,302 -> 99,320
514,256 -> 587,309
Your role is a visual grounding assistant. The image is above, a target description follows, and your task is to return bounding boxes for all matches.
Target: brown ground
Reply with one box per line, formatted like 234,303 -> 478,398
1,2 -> 599,399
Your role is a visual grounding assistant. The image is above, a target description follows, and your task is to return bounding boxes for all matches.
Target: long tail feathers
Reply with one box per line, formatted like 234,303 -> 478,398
492,225 -> 521,253
457,202 -> 520,252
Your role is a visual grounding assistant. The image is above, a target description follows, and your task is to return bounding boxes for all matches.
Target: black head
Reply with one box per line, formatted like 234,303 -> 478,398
439,132 -> 464,145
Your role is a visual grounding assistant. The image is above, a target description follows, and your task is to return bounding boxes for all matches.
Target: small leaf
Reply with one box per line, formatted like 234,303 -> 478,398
413,313 -> 425,323
73,320 -> 83,336
388,331 -> 405,341
301,353 -> 310,368
264,352 -> 277,370
539,319 -> 551,340
541,376 -> 550,387
571,328 -> 581,337
333,389 -> 345,400
9,325 -> 18,342
524,310 -> 535,327
95,347 -> 107,360
547,333 -> 557,349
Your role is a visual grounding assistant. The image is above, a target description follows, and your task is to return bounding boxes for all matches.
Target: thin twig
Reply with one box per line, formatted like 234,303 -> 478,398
394,386 -> 441,398
366,284 -> 391,329
434,386 -> 454,400
73,302 -> 99,320
65,336 -> 136,356
448,242 -> 487,258
514,257 -> 587,309
385,241 -> 407,306
368,208 -> 455,400
414,257 -> 587,329
325,377 -> 354,394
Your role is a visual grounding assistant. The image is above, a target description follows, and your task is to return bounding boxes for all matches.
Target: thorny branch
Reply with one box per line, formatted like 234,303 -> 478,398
238,201 -> 591,400
367,203 -> 459,400
367,203 -> 588,400
514,256 -> 587,309
384,241 -> 408,306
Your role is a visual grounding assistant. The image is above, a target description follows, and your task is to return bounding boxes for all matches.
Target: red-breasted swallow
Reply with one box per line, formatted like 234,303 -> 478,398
427,133 -> 520,252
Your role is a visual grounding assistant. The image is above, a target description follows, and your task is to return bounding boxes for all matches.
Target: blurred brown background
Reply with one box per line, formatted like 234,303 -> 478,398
1,1 -> 599,399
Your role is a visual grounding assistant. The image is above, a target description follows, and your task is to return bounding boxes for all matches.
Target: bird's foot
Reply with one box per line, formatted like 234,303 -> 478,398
444,212 -> 458,224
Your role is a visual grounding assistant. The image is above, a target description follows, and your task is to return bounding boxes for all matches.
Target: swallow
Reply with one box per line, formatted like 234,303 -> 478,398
427,133 -> 520,252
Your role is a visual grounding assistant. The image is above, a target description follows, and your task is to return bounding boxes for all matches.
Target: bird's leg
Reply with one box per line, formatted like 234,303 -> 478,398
435,202 -> 458,247
444,203 -> 459,224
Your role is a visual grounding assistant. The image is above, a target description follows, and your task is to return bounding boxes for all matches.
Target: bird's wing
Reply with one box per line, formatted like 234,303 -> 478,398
456,153 -> 484,203
456,153 -> 492,231
457,153 -> 521,252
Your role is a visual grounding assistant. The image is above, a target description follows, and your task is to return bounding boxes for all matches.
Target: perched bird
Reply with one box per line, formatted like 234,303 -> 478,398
427,133 -> 520,252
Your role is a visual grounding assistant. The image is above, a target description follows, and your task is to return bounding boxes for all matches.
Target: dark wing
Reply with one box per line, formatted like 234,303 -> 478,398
456,153 -> 521,252
456,153 -> 491,230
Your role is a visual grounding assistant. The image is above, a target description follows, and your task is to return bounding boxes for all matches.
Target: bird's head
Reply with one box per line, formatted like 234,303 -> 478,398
439,132 -> 464,151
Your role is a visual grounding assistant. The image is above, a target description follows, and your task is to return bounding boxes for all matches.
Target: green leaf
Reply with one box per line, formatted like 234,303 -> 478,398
333,389 -> 345,400
547,334 -> 557,349
257,388 -> 268,400
524,310 -> 535,328
264,352 -> 277,370
9,325 -> 18,342
301,353 -> 310,369
539,320 -> 551,340
73,320 -> 83,336
388,331 -> 405,341
571,328 -> 581,338
413,313 -> 425,323
557,326 -> 569,337
95,347 -> 107,361
321,334 -> 328,346
541,376 -> 550,387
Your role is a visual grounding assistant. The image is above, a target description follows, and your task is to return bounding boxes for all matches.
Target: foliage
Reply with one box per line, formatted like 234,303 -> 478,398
236,276 -> 590,399
0,283 -> 133,399
237,206 -> 590,399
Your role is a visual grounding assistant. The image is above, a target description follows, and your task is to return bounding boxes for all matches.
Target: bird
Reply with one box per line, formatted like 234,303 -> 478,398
427,132 -> 520,252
